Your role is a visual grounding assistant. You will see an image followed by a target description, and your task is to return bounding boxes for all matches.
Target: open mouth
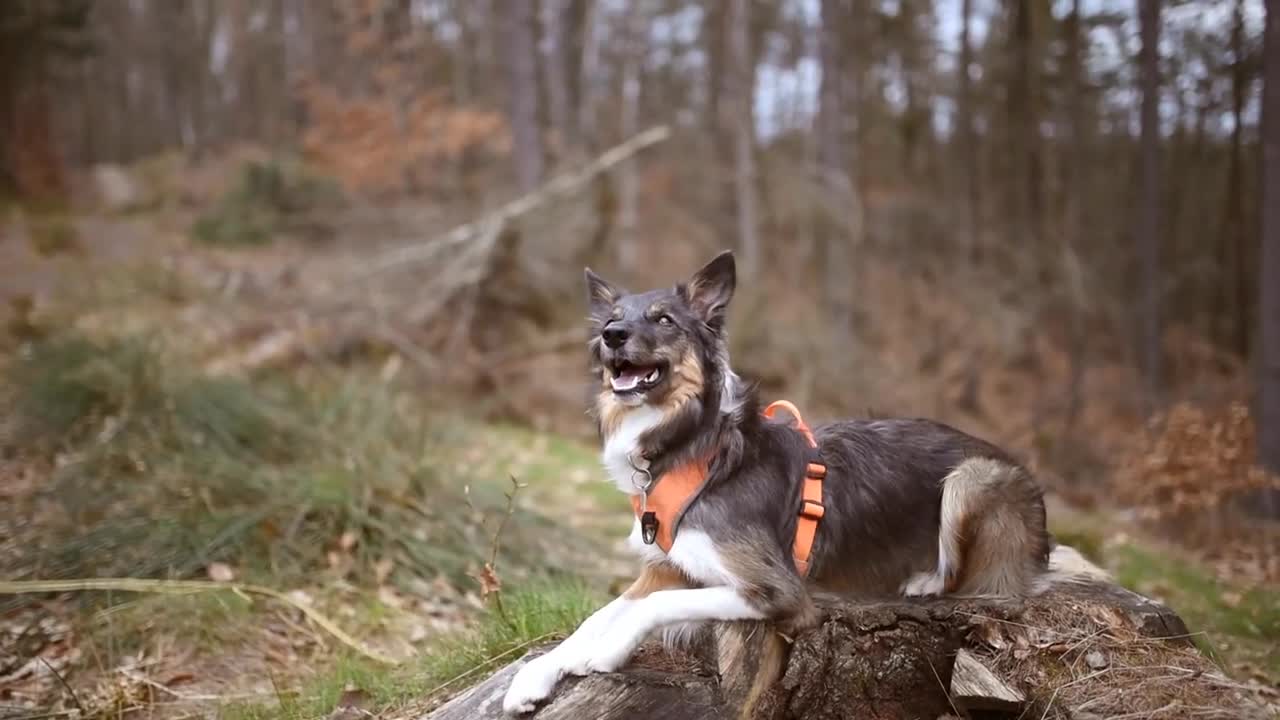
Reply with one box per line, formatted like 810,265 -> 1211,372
609,360 -> 666,394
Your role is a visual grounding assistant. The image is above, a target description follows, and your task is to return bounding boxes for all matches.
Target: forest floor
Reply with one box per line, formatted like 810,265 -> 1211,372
0,180 -> 1276,719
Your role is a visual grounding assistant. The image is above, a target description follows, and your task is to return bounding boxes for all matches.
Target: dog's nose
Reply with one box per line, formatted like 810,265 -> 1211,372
602,324 -> 630,349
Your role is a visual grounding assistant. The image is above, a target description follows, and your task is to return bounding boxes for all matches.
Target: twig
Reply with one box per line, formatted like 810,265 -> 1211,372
481,475 -> 528,625
354,125 -> 671,278
924,656 -> 962,719
38,658 -> 84,717
0,578 -> 399,666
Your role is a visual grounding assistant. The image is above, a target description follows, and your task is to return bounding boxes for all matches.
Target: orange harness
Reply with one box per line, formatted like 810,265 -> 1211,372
627,400 -> 827,577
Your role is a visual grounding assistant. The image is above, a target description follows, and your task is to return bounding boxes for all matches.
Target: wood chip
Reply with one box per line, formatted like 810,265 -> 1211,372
950,649 -> 1026,712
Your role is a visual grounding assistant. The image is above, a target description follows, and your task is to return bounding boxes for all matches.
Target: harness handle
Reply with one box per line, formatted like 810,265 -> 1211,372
763,400 -> 818,448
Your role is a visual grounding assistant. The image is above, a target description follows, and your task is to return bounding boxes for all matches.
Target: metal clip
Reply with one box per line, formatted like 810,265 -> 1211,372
629,453 -> 657,544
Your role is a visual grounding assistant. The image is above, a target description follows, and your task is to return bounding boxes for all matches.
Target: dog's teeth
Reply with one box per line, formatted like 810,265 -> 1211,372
645,368 -> 660,383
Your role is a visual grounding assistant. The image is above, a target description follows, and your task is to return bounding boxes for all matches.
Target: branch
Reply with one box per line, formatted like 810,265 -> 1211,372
354,125 -> 671,278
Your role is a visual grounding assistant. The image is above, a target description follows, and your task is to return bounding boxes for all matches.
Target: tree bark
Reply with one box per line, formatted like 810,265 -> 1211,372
1138,0 -> 1163,410
421,580 -> 1273,720
1260,0 -> 1280,511
502,0 -> 545,192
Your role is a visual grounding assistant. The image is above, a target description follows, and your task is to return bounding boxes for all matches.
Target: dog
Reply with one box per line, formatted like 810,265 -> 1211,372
502,250 -> 1106,715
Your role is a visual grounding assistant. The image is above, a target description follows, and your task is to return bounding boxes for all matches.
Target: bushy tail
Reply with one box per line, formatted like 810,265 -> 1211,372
939,458 -> 1050,597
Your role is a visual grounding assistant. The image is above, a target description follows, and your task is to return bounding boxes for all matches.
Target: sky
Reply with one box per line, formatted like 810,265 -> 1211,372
753,0 -> 1266,140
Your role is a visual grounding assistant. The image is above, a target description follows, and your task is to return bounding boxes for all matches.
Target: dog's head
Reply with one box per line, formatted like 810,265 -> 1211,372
584,251 -> 737,419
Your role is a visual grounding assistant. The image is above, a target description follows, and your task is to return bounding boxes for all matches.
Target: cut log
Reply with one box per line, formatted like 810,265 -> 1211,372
420,580 -> 1275,720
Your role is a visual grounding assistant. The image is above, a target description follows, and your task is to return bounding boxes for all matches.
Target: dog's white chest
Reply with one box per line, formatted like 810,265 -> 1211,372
601,405 -> 665,494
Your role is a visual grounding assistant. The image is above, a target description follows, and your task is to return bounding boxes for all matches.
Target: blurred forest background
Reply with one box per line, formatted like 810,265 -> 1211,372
1,0 -> 1279,718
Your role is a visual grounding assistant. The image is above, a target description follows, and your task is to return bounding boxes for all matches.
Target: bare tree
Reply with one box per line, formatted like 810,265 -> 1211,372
1138,0 -> 1163,408
501,0 -> 545,191
957,0 -> 979,258
1260,0 -> 1280,499
541,0 -> 575,153
726,0 -> 759,281
1220,0 -> 1251,357
617,2 -> 647,272
816,0 -> 864,349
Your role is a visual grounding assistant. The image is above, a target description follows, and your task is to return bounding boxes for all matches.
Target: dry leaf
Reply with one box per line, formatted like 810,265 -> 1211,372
206,562 -> 236,582
473,562 -> 502,598
339,530 -> 360,552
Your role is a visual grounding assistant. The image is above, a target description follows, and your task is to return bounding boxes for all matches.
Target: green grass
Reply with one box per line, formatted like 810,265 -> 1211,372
223,581 -> 602,720
1108,543 -> 1279,678
1050,512 -> 1279,681
2,332 -> 620,595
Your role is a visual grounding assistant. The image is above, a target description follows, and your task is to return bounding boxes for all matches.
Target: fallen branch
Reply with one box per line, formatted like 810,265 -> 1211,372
354,125 -> 671,278
0,578 -> 399,666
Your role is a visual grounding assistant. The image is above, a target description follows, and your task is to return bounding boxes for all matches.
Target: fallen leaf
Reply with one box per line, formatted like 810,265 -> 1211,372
207,562 -> 236,582
339,530 -> 359,552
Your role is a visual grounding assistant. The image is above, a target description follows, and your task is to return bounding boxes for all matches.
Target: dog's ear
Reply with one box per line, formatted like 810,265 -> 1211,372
584,267 -> 619,318
683,250 -> 736,329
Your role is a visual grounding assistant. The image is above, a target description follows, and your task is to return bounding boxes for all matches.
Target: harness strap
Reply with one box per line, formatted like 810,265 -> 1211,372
762,400 -> 826,577
627,400 -> 826,577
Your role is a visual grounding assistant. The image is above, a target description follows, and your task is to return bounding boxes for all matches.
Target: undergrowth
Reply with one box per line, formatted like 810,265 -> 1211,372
223,581 -> 601,720
191,158 -> 343,247
1,331 -> 612,606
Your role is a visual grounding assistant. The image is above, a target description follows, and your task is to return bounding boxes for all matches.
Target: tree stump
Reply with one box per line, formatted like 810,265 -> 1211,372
421,580 -> 1275,720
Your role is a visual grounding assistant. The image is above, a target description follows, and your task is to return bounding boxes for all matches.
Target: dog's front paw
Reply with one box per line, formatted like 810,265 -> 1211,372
503,654 -> 563,715
580,624 -> 646,674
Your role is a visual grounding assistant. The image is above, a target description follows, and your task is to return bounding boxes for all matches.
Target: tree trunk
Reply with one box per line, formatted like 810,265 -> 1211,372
541,0 -> 575,154
1006,0 -> 1044,259
1138,0 -> 1163,410
957,0 -> 980,260
423,580 -> 1272,720
576,0 -> 602,152
1222,0 -> 1250,358
616,4 -> 645,274
1259,0 -> 1280,511
502,0 -> 545,192
815,0 -> 864,354
726,0 -> 759,282
1061,0 -> 1088,438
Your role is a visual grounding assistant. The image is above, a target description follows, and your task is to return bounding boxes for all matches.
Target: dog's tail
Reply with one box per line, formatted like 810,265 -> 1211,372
938,457 -> 1052,597
938,457 -> 1111,596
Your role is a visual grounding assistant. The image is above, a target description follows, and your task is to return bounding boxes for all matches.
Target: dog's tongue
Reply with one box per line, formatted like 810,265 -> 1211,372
611,367 -> 648,392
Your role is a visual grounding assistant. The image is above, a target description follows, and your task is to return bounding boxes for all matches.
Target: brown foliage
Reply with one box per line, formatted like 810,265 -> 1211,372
1116,401 -> 1280,521
300,84 -> 509,198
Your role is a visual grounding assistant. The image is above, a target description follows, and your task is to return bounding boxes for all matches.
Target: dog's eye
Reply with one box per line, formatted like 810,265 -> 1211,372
656,314 -> 673,326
